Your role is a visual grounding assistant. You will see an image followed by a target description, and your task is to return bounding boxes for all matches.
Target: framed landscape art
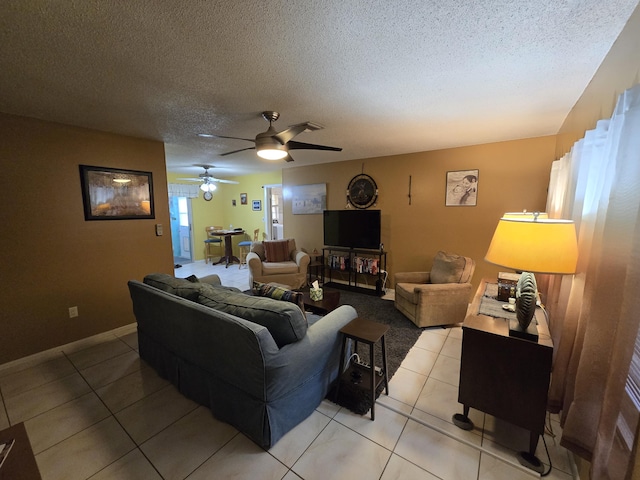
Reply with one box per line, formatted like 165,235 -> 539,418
79,165 -> 155,220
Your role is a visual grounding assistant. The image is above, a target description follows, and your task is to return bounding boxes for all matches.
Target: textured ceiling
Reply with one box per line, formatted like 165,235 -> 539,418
1,1 -> 638,179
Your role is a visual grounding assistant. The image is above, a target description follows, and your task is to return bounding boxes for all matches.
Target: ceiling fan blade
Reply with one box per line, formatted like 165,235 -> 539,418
284,153 -> 295,163
287,140 -> 342,152
209,177 -> 239,184
274,123 -> 309,145
177,178 -> 203,182
220,146 -> 256,156
205,134 -> 255,143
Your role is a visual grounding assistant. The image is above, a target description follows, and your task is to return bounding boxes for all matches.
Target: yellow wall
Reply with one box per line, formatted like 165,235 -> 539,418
0,113 -> 173,364
283,136 -> 557,294
167,171 -> 281,260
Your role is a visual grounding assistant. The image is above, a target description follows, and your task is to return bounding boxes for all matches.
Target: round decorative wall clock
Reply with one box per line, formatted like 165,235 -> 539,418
347,174 -> 378,209
203,191 -> 213,201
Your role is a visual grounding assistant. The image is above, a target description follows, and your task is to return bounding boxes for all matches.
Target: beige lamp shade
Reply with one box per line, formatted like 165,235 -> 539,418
485,217 -> 578,274
502,211 -> 549,220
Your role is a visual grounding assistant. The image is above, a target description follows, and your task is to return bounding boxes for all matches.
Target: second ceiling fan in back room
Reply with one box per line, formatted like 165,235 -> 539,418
199,111 -> 342,162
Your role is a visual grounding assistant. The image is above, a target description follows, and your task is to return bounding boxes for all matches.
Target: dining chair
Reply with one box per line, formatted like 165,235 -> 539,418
204,226 -> 224,264
238,228 -> 259,269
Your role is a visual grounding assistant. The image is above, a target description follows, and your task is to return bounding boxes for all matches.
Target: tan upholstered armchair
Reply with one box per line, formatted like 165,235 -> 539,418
394,251 -> 476,328
246,238 -> 310,290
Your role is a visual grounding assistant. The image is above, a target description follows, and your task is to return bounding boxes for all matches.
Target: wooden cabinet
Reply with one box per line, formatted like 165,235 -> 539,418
455,279 -> 553,465
322,247 -> 387,296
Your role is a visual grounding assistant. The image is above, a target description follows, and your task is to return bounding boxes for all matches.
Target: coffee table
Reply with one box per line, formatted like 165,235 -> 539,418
302,289 -> 340,314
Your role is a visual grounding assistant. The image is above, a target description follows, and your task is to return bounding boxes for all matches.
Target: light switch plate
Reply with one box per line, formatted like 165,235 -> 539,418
155,224 -> 163,236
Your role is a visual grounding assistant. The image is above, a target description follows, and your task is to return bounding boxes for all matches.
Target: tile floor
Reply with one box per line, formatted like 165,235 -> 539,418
0,260 -> 578,479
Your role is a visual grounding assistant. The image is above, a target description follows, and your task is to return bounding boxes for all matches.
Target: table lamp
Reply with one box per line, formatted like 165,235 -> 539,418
484,212 -> 578,341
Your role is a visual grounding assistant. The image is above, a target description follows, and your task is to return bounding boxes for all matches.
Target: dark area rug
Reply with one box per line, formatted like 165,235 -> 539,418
336,290 -> 422,381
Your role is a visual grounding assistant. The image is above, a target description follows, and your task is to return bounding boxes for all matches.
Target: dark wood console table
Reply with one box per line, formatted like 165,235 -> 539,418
0,423 -> 41,479
454,278 -> 553,472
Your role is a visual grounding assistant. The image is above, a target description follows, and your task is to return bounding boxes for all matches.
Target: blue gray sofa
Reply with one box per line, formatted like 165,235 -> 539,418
127,273 -> 357,449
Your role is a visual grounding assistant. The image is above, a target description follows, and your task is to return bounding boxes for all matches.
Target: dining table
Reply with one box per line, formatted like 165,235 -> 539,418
212,229 -> 246,267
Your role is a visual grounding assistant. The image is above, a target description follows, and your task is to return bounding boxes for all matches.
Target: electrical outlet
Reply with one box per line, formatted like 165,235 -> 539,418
68,306 -> 78,318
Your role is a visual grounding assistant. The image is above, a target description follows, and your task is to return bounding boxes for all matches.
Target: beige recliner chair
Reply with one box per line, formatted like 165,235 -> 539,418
246,238 -> 310,290
394,251 -> 475,328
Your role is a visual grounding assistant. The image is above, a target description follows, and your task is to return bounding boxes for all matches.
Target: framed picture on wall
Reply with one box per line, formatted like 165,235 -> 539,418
252,200 -> 262,211
445,169 -> 478,206
240,193 -> 247,205
291,183 -> 327,214
79,165 -> 155,220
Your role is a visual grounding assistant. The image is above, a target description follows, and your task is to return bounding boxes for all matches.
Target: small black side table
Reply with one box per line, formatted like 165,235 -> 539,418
335,317 -> 389,420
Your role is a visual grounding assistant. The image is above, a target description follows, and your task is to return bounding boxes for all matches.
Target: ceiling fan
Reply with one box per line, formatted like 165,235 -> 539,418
199,111 -> 342,162
178,164 -> 239,192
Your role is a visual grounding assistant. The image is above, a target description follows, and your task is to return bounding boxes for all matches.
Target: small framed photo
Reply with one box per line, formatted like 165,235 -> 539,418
240,193 -> 248,205
445,169 -> 478,206
232,199 -> 236,206
79,165 -> 155,220
252,200 -> 262,211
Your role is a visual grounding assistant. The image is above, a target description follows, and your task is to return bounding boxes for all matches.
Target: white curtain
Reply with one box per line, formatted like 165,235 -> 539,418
545,84 -> 640,478
167,183 -> 200,198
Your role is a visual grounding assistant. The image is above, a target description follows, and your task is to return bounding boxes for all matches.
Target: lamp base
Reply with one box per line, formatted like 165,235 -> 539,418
509,318 -> 539,342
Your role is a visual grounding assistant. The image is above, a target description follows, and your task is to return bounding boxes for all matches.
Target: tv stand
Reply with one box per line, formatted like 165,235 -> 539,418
322,247 -> 387,296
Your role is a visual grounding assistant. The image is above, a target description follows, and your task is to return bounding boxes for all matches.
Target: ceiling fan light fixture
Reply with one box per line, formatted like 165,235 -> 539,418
200,182 -> 217,192
257,148 -> 288,160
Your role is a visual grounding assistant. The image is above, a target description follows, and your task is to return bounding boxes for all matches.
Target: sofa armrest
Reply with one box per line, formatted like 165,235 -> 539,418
263,305 -> 358,399
395,271 -> 430,284
247,252 -> 263,275
292,250 -> 310,271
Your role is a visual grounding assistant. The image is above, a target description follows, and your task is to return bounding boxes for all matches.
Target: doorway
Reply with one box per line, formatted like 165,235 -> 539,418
264,185 -> 283,240
169,196 -> 193,266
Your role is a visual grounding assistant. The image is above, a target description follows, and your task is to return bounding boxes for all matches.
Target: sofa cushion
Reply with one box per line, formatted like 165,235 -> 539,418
253,281 -> 306,318
264,240 -> 291,262
430,251 -> 469,284
143,273 -> 202,300
196,283 -> 308,347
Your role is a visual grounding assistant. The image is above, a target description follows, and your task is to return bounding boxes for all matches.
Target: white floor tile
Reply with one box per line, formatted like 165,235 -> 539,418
414,377 -> 482,430
5,372 -> 91,424
292,421 -> 391,480
0,356 -> 76,397
80,350 -> 142,390
395,418 -> 481,480
35,417 -> 135,480
95,364 -> 169,413
381,453 -> 440,479
333,396 -> 408,451
400,346 -> 439,376
140,406 -> 238,480
429,354 -> 461,387
115,384 -> 199,444
25,392 -> 111,454
413,330 -> 447,354
188,434 -> 289,480
387,366 -> 428,407
269,410 -> 331,467
66,338 -> 133,370
440,335 -> 462,359
89,449 -> 162,480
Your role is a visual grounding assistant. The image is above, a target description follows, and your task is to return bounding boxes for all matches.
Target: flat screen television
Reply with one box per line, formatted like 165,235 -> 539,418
323,209 -> 381,250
